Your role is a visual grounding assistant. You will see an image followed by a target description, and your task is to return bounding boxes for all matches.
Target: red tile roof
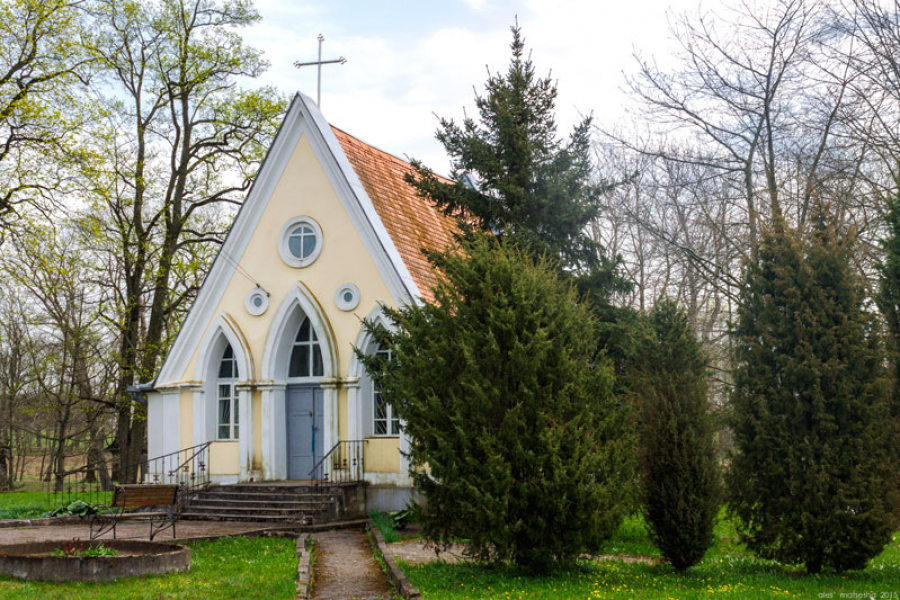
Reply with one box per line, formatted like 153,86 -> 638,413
332,127 -> 458,303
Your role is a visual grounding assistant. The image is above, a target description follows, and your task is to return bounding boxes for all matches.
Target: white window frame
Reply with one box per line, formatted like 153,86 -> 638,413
372,346 -> 400,437
286,316 -> 325,382
278,216 -> 323,268
244,288 -> 269,316
217,345 -> 239,441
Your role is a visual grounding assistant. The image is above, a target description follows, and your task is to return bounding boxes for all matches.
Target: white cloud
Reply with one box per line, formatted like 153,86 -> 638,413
461,0 -> 492,12
241,0 -> 681,173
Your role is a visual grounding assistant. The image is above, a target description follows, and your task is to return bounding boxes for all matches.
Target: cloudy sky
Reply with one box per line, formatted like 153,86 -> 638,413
242,0 -> 682,173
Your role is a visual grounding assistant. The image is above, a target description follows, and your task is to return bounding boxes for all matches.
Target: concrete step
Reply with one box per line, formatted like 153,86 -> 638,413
186,504 -> 324,516
189,497 -> 324,508
199,491 -> 336,503
180,512 -> 312,523
204,484 -> 333,495
180,481 -> 362,524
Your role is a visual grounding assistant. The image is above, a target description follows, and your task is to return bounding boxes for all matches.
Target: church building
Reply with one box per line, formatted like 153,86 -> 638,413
145,93 -> 456,508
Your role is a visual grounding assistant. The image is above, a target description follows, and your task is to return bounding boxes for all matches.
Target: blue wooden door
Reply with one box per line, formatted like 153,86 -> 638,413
286,385 -> 324,479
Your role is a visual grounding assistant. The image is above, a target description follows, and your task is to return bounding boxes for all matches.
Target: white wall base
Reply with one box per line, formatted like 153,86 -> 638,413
363,472 -> 413,486
209,474 -> 240,486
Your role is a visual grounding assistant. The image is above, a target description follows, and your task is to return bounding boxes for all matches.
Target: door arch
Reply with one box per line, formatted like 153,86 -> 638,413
260,283 -> 337,480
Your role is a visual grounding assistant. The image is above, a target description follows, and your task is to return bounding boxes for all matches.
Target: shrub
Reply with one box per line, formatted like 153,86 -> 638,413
359,234 -> 634,571
728,217 -> 900,573
635,300 -> 719,570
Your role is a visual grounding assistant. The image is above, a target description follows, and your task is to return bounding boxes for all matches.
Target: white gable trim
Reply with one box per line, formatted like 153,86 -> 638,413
156,93 -> 420,387
301,97 -> 421,305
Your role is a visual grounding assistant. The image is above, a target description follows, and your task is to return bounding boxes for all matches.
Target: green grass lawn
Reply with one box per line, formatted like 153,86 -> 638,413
0,536 -> 297,599
400,515 -> 900,598
0,491 -> 112,520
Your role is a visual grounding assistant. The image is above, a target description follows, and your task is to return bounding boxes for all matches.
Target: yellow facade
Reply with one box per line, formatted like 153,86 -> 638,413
365,438 -> 401,473
179,391 -> 193,450
209,442 -> 239,475
171,133 -> 403,479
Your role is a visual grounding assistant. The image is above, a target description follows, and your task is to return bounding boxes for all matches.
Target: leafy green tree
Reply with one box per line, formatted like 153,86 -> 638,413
81,0 -> 286,479
728,217 -> 899,574
359,234 -> 634,571
0,0 -> 93,231
634,299 -> 719,571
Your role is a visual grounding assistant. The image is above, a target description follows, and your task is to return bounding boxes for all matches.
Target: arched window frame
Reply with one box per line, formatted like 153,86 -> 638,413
372,345 -> 400,437
287,315 -> 325,380
217,344 -> 239,440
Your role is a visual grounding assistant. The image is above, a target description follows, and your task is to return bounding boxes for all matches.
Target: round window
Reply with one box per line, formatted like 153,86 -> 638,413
288,224 -> 317,260
245,289 -> 269,316
335,283 -> 360,311
279,217 -> 323,268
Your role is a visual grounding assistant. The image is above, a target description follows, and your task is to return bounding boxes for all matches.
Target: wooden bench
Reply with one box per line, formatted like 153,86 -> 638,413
89,484 -> 181,541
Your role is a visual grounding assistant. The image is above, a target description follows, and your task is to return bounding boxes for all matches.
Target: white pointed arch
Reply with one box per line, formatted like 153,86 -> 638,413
194,313 -> 254,383
262,281 -> 338,382
191,314 -> 254,466
349,304 -> 407,453
349,305 -> 395,379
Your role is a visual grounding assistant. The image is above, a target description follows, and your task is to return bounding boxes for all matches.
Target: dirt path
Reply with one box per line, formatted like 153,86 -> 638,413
311,529 -> 394,600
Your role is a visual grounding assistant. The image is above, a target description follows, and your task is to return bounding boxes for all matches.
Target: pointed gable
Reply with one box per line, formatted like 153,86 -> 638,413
333,127 -> 458,303
155,93 -> 459,387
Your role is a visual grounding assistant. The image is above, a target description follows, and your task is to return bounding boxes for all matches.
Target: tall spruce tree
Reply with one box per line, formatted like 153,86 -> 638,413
406,24 -> 620,288
358,234 -> 633,571
728,216 -> 899,574
407,22 -> 636,393
635,300 -> 719,571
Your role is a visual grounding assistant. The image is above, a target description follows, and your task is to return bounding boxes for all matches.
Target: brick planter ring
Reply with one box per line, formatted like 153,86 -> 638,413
0,540 -> 190,582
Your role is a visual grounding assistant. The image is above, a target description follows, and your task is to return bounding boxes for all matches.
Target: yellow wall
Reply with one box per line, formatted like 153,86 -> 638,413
252,392 -> 261,470
365,438 -> 401,473
338,388 -> 348,440
179,390 -> 193,450
171,130 -> 406,478
179,133 -> 396,383
209,442 -> 239,475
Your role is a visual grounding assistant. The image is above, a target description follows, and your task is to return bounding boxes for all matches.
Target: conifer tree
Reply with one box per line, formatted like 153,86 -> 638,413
407,22 -> 635,393
877,191 -> 900,414
635,299 -> 719,571
358,234 -> 633,571
406,24 -> 621,291
728,216 -> 899,574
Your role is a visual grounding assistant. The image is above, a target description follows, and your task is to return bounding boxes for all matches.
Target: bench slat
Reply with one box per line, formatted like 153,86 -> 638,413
111,485 -> 179,509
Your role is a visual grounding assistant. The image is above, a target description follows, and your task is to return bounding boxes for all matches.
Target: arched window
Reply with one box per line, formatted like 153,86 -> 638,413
217,344 -> 239,440
288,316 -> 324,378
373,345 -> 399,436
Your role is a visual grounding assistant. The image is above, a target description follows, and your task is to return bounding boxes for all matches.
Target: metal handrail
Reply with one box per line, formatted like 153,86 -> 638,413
45,442 -> 213,512
167,442 -> 212,480
308,439 -> 367,489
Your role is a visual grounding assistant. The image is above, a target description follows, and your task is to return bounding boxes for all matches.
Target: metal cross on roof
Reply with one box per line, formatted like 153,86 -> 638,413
294,34 -> 347,108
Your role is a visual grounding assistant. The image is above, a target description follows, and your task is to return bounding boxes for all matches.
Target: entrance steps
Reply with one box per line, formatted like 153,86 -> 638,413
179,481 -> 367,525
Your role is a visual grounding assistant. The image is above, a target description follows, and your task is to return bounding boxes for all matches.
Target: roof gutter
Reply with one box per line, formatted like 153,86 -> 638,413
127,381 -> 156,405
